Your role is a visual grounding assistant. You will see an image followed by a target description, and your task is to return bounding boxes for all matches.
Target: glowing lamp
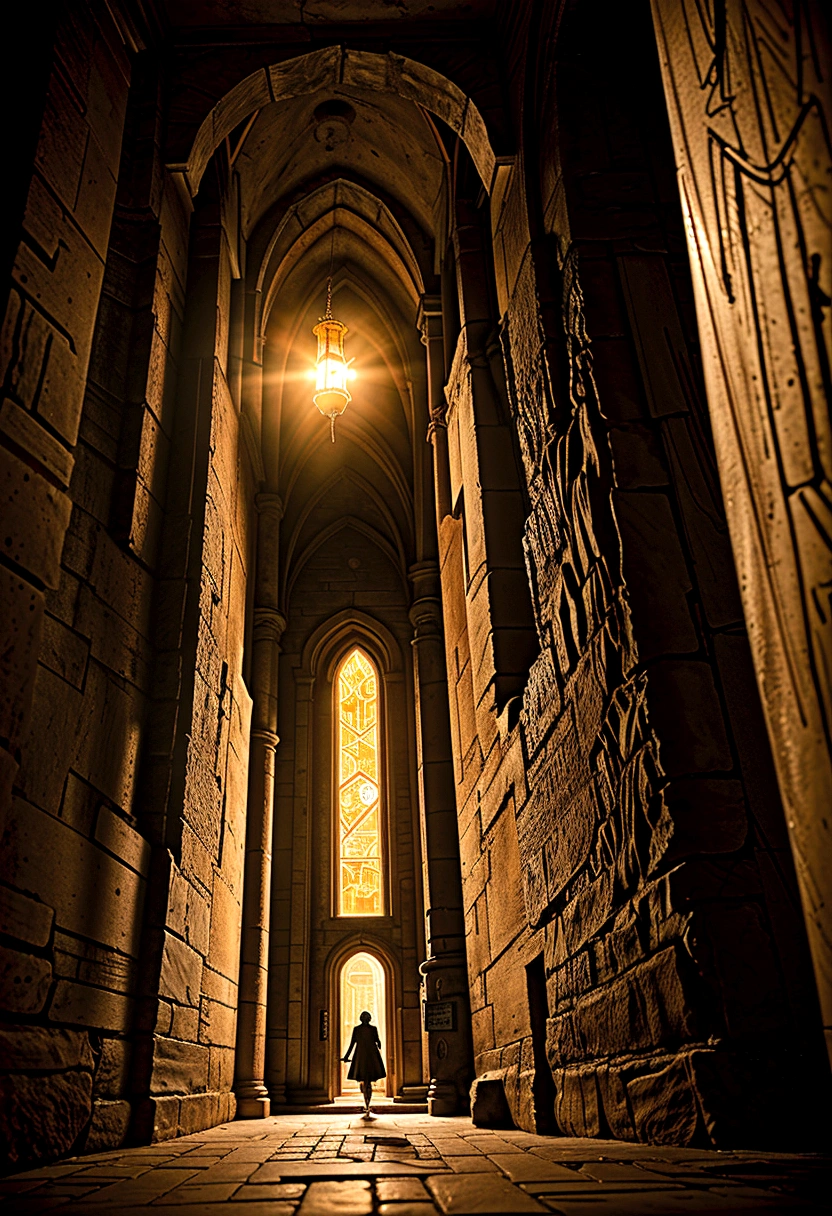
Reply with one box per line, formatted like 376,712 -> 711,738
313,281 -> 351,441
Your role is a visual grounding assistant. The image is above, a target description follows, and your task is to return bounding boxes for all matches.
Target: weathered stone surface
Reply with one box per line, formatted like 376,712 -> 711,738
94,1036 -> 130,1099
470,1075 -> 513,1128
0,1026 -> 93,1074
0,569 -> 44,749
150,1035 -> 210,1095
0,943 -> 52,1014
5,800 -> 145,956
0,1068 -> 93,1165
206,875 -> 241,981
85,1098 -> 131,1152
427,1171 -> 547,1212
547,947 -> 699,1067
168,869 -> 211,958
626,1059 -> 698,1146
0,440 -> 72,591
94,806 -> 150,876
198,996 -> 236,1047
0,398 -> 74,486
159,932 -> 203,1008
0,884 -> 54,948
649,779 -> 748,870
554,1068 -> 601,1138
48,979 -> 133,1032
299,1179 -> 372,1215
39,612 -> 90,691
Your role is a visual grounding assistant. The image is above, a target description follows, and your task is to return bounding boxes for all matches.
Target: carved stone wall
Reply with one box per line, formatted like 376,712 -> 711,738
650,0 -> 832,1057
443,0 -> 827,1146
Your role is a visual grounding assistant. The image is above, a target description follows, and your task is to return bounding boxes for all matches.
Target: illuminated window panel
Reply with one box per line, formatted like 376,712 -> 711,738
340,951 -> 386,1094
337,648 -> 383,916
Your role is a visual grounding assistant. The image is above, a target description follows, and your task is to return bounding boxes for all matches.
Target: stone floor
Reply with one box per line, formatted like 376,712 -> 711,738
1,1112 -> 829,1215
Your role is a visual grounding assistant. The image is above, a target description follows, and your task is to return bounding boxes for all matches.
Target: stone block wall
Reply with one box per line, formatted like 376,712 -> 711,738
0,9 -> 259,1163
0,4 -> 138,1166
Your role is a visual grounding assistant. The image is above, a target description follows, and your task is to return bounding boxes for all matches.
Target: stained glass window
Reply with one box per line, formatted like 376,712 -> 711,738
340,951 -> 386,1094
337,648 -> 383,916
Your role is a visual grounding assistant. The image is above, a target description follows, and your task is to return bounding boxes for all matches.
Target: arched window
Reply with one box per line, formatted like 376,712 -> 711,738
336,647 -> 383,916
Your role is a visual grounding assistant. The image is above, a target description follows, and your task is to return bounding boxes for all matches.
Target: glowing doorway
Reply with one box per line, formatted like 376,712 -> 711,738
339,951 -> 386,1095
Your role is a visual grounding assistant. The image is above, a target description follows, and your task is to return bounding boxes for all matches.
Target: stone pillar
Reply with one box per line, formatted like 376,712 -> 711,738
418,295 -> 452,524
410,562 -> 474,1116
651,0 -> 832,1060
234,493 -> 285,1116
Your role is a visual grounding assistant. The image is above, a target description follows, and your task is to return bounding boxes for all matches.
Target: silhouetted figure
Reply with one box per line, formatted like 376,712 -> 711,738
342,1010 -> 386,1115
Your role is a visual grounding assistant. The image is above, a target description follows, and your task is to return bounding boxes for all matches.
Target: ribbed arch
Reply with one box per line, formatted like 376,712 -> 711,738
282,468 -> 410,588
256,184 -> 425,332
286,517 -> 407,612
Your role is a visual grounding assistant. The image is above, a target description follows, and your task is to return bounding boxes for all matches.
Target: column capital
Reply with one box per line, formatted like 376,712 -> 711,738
426,411 -> 447,440
408,560 -> 440,601
255,492 -> 284,520
416,294 -> 443,346
409,597 -> 443,639
254,606 -> 287,644
251,727 -> 279,750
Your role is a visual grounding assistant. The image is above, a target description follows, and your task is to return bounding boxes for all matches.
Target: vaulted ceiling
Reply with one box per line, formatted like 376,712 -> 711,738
160,2 -> 502,621
232,77 -> 453,613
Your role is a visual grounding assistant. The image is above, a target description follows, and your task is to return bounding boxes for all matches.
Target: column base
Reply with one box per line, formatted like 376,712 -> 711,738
395,1085 -> 429,1103
236,1095 -> 271,1118
427,1079 -> 458,1117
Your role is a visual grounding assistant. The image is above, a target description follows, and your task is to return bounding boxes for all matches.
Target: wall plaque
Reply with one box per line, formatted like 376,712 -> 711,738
423,1000 -> 456,1032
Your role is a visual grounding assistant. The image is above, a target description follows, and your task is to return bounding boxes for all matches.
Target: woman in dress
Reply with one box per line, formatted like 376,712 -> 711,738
342,1010 -> 386,1114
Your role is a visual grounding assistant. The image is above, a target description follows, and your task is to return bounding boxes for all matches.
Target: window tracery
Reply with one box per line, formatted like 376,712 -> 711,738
337,648 -> 383,916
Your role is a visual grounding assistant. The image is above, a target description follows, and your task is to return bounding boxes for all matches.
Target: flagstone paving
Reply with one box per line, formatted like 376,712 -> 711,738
0,1113 -> 828,1214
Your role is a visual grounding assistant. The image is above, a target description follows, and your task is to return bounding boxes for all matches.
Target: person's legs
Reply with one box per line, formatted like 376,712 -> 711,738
362,1080 -> 372,1112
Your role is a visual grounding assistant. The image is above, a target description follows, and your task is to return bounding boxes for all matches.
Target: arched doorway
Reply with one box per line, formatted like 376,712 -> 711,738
339,951 -> 387,1096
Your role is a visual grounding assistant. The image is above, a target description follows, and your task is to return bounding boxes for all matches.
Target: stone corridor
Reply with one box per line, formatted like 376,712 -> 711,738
1,1113 -> 828,1215
3,0 -> 831,1183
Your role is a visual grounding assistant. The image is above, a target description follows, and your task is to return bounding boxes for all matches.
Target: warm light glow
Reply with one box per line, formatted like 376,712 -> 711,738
340,952 -> 386,1094
313,315 -> 351,418
337,648 -> 383,916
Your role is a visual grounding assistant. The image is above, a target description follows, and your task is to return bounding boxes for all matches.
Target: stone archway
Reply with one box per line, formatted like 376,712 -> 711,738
169,46 -> 502,200
328,941 -> 399,1101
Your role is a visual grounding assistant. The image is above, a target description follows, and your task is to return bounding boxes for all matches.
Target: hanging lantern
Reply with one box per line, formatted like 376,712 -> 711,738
313,278 -> 351,442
